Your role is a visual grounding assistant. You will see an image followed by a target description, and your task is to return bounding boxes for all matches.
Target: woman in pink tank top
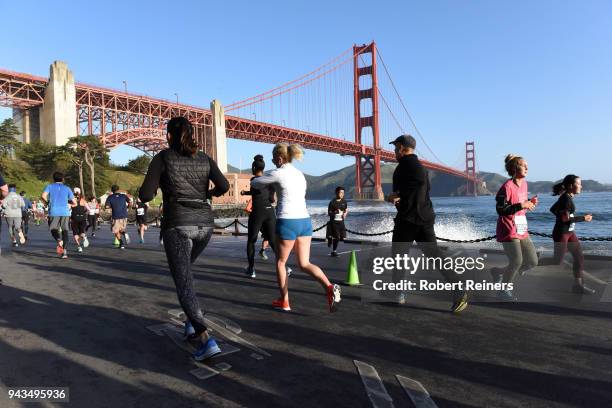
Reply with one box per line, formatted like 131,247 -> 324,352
491,154 -> 539,300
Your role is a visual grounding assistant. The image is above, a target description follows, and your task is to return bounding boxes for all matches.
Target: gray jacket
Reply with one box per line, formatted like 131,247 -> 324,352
2,191 -> 25,218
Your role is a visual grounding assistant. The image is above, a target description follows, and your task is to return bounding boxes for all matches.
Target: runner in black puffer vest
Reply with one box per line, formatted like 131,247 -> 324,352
139,116 -> 229,361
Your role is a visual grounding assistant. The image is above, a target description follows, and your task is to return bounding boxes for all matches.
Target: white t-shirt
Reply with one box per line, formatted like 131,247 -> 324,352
250,163 -> 309,219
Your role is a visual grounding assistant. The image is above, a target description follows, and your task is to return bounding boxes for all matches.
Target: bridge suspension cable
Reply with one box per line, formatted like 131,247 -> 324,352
375,47 -> 446,165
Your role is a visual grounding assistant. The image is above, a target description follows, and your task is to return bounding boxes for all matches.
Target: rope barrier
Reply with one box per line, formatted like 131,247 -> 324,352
190,219 -> 612,243
214,220 -> 238,230
530,231 -> 612,242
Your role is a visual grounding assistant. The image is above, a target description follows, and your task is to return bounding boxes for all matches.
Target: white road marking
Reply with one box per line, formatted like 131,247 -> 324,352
353,360 -> 395,408
189,367 -> 219,380
396,375 -> 438,408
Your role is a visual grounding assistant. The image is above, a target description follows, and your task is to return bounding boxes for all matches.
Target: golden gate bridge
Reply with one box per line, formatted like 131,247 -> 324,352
0,42 -> 481,199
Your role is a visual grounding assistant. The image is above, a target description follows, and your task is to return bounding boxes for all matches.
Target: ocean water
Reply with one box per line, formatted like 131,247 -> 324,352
306,192 -> 612,251
224,192 -> 612,253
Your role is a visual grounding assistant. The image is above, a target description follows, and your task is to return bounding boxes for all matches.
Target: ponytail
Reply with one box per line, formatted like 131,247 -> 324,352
273,143 -> 304,163
552,182 -> 565,196
288,144 -> 304,161
167,116 -> 197,156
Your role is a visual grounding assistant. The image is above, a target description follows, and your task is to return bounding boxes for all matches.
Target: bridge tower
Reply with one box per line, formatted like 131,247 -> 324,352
353,42 -> 383,200
465,141 -> 477,196
40,61 -> 76,146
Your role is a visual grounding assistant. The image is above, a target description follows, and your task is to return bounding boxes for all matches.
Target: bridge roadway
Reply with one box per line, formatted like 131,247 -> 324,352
0,225 -> 610,407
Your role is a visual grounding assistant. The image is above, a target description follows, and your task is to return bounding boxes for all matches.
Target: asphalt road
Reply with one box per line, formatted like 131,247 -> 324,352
0,224 -> 611,407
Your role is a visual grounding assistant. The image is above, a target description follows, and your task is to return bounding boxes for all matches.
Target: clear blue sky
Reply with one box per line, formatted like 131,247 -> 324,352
1,0 -> 611,182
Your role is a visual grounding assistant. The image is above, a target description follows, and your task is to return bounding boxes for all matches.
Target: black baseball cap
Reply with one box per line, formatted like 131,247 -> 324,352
390,134 -> 416,148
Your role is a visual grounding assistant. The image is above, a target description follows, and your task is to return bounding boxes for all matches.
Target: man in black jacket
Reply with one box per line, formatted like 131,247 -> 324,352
387,135 -> 468,313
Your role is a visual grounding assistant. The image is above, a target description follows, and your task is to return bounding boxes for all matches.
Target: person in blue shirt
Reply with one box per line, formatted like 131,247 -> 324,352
20,191 -> 32,241
104,184 -> 131,249
41,172 -> 75,259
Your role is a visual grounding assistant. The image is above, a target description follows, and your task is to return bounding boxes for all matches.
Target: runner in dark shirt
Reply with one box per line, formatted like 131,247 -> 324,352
240,155 -> 278,278
546,175 -> 595,294
387,134 -> 468,313
105,185 -> 131,248
134,196 -> 149,244
326,186 -> 348,257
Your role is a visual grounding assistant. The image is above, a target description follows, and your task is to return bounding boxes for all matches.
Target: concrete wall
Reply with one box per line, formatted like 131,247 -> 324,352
39,61 -> 77,146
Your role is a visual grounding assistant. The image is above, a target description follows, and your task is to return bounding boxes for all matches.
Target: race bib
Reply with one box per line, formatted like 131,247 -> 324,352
137,208 -> 145,216
514,215 -> 528,235
568,213 -> 575,232
334,212 -> 344,221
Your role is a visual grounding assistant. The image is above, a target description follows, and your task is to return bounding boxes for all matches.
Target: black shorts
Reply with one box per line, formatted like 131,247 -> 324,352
326,220 -> 346,240
136,215 -> 146,226
71,219 -> 87,235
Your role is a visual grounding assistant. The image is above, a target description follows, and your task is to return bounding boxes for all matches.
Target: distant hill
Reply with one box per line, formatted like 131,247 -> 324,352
479,171 -> 612,195
303,163 -> 489,199
226,162 -> 612,198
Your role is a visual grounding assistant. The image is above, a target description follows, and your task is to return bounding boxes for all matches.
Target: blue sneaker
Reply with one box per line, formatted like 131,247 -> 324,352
183,320 -> 196,340
497,289 -> 516,301
193,337 -> 222,361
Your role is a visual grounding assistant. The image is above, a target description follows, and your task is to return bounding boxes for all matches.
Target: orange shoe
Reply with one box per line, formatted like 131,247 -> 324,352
56,243 -> 64,256
272,298 -> 291,311
327,284 -> 341,312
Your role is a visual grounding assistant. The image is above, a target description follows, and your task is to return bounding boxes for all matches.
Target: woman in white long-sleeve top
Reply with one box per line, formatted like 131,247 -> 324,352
251,143 -> 341,312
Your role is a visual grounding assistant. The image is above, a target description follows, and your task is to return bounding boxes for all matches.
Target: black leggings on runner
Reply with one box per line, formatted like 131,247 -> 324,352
21,213 -> 29,237
86,215 -> 97,232
247,208 -> 277,269
328,238 -> 339,251
162,226 -> 213,336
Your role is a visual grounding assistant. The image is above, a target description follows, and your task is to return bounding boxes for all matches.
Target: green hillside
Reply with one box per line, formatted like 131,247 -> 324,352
0,158 -> 147,200
0,159 -> 47,198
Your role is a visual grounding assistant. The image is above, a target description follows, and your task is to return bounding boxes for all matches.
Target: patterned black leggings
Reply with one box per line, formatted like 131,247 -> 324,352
162,226 -> 213,335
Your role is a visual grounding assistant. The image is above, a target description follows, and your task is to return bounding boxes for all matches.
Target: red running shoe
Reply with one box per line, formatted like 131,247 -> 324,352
272,298 -> 291,311
56,243 -> 64,256
327,284 -> 341,312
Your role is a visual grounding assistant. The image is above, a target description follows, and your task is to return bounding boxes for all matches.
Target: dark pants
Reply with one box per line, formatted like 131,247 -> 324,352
328,238 -> 340,251
49,216 -> 70,251
540,232 -> 584,279
21,211 -> 30,237
247,208 -> 277,269
391,219 -> 460,285
86,215 -> 97,232
162,226 -> 213,336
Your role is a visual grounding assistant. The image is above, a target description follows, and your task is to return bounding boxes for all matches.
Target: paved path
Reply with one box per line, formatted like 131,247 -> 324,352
0,224 -> 611,407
